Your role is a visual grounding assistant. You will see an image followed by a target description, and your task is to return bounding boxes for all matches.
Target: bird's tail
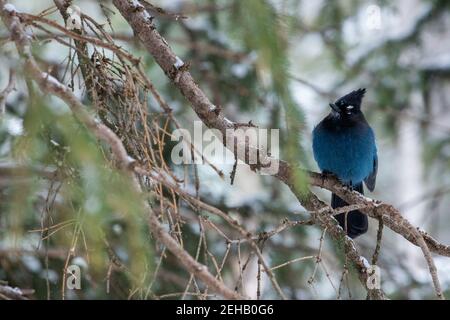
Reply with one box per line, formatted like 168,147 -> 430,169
331,183 -> 368,238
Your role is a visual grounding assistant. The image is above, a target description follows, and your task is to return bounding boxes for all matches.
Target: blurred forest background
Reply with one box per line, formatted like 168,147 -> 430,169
0,0 -> 450,300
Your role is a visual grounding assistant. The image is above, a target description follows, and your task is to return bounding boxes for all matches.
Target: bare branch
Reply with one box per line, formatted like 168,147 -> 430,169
0,284 -> 31,300
309,172 -> 444,299
0,68 -> 16,114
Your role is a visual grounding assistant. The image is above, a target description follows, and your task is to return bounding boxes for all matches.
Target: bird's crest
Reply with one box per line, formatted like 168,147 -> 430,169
335,88 -> 366,108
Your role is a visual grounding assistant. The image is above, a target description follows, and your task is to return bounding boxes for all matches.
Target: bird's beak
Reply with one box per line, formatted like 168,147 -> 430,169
329,103 -> 340,113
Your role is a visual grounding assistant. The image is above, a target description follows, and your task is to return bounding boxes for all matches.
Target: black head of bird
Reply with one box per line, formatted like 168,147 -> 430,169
329,88 -> 366,118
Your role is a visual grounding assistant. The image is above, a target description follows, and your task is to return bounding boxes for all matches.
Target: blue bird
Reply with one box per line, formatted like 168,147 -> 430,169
312,88 -> 377,238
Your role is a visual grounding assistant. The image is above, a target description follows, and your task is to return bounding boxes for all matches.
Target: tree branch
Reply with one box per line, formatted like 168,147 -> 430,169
0,284 -> 31,300
0,68 -> 15,114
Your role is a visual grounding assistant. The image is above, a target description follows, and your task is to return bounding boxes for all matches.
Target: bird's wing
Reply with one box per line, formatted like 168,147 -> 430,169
364,154 -> 377,192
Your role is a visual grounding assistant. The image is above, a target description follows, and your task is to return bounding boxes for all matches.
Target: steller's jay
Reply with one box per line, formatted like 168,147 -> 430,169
312,88 -> 377,238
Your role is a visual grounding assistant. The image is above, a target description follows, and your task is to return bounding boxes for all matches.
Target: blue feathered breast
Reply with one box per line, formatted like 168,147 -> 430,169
312,123 -> 377,185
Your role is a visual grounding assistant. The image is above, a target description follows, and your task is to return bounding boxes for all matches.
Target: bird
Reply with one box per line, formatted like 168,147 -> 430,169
312,88 -> 377,238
